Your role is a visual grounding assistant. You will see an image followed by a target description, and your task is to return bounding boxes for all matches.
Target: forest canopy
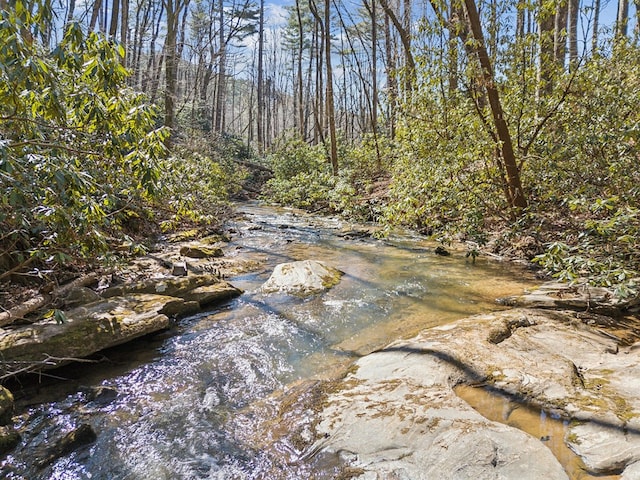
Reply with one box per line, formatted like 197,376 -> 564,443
1,0 -> 639,295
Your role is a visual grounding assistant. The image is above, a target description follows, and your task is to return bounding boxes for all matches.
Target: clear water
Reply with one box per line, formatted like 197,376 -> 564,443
455,385 -> 621,480
1,204 -> 538,479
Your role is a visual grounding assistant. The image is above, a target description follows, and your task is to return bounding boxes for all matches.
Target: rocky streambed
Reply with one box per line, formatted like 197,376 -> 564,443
0,232 -> 251,455
2,204 -> 640,479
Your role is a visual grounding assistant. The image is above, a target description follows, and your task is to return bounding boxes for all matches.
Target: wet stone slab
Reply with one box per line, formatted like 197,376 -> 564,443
311,308 -> 640,479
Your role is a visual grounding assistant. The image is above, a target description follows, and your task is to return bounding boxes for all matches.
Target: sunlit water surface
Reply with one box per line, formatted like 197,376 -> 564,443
1,204 -> 539,479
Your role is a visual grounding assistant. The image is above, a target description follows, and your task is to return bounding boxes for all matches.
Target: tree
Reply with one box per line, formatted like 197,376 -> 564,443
538,0 -> 556,98
554,0 -> 567,68
379,0 -> 415,94
256,0 -> 265,150
164,0 -> 190,146
592,0 -> 600,53
309,0 -> 338,174
616,0 -> 629,39
568,0 -> 578,68
462,0 -> 528,211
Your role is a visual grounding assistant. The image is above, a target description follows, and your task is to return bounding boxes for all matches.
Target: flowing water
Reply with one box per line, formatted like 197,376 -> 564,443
1,204 -> 540,479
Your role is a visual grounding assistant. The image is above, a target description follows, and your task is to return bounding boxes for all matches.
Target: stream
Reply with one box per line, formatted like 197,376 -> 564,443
1,204 -> 539,479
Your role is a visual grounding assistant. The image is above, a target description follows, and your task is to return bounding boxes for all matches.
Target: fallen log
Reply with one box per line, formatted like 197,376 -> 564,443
0,273 -> 99,328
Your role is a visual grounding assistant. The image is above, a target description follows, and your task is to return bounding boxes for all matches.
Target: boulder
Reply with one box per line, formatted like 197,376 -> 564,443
0,275 -> 244,375
1,386 -> 20,455
85,386 -> 118,406
0,386 -> 13,425
179,244 -> 224,259
63,287 -> 101,308
312,308 -> 640,478
160,299 -> 201,317
182,283 -> 243,307
0,273 -> 243,376
101,274 -> 223,298
0,425 -> 20,455
622,461 -> 640,479
260,260 -> 343,296
34,423 -> 96,468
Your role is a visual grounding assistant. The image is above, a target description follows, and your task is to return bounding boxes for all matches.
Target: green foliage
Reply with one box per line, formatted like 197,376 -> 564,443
263,136 -> 391,219
262,138 -> 333,210
158,132 -> 247,230
268,137 -> 327,179
533,198 -> 639,296
381,92 -> 504,244
0,4 -> 166,274
523,45 -> 640,291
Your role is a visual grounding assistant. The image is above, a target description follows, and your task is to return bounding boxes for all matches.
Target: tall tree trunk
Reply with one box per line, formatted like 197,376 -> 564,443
257,0 -> 265,150
164,0 -> 187,147
402,0 -> 412,93
120,0 -> 129,62
383,1 -> 396,137
463,0 -> 528,212
433,0 -> 486,107
295,0 -> 305,137
65,0 -> 76,26
554,0 -> 567,68
448,22 -> 458,93
369,0 -> 379,138
312,8 -> 324,144
537,0 -> 556,99
616,0 -> 629,39
591,0 -> 600,53
109,0 -> 119,38
89,0 -> 102,31
144,1 -> 165,98
379,0 -> 415,94
489,0 -> 498,63
323,0 -> 338,174
635,0 -> 640,38
214,0 -> 226,133
132,0 -> 150,87
568,0 -> 578,68
309,0 -> 338,173
516,0 -> 525,38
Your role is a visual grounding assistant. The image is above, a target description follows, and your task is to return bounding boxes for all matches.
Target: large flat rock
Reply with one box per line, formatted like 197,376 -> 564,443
0,294 -> 175,370
313,308 -> 640,478
0,275 -> 243,376
499,281 -> 640,315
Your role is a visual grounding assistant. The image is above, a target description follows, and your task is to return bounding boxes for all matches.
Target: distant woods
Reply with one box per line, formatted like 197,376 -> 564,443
11,0 -> 638,153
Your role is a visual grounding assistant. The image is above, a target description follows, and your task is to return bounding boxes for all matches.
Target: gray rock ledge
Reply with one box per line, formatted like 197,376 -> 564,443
312,308 -> 640,479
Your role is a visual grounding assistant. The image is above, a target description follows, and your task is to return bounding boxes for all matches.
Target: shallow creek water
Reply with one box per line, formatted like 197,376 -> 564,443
455,385 -> 621,480
2,204 -> 547,479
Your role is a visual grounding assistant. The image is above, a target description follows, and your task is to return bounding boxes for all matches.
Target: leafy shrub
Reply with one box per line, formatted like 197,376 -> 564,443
523,45 -> 640,291
268,137 -> 327,180
262,138 -> 335,210
0,8 -> 166,275
158,134 -> 247,230
381,94 -> 505,243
